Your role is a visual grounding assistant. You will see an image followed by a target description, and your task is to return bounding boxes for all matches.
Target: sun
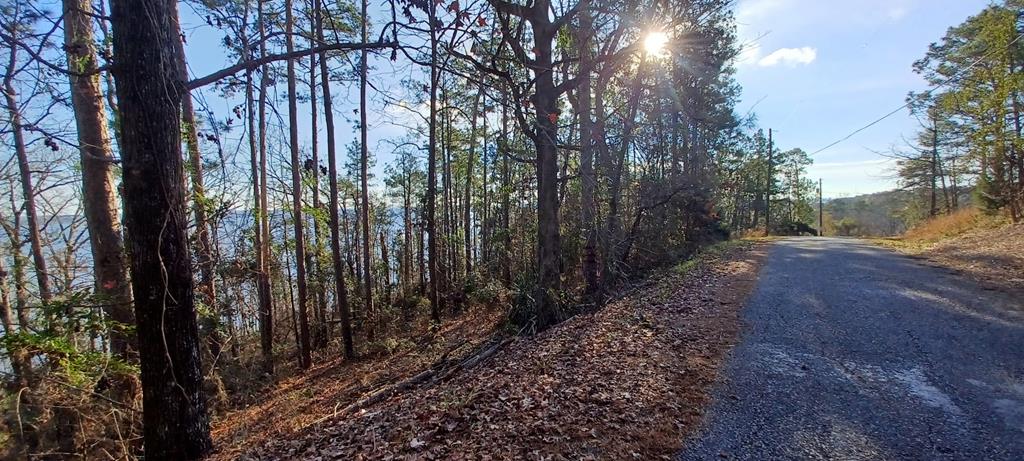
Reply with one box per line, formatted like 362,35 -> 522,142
644,31 -> 669,57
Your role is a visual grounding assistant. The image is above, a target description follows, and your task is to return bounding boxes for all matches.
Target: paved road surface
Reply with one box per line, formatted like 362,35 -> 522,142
680,238 -> 1024,460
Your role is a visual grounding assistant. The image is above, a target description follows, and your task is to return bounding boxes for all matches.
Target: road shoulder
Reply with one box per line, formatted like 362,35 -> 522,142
874,222 -> 1024,298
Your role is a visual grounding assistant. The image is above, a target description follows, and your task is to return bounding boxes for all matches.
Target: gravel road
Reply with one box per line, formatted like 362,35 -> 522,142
680,237 -> 1024,460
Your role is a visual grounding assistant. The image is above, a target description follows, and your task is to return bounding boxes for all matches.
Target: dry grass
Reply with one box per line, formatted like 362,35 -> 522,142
902,208 -> 1004,245
877,207 -> 1023,295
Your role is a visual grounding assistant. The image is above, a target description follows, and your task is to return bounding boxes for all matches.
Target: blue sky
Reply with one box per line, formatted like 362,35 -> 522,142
178,1 -> 994,199
733,0 -> 992,197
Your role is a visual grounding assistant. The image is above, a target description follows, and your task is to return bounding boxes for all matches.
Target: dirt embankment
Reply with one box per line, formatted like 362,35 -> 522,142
878,209 -> 1024,296
209,241 -> 768,460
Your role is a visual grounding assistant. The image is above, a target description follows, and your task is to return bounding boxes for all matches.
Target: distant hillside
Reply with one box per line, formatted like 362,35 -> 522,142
820,190 -> 914,237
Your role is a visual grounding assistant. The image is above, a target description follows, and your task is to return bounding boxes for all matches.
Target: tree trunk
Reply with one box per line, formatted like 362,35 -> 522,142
464,86 -> 481,279
4,45 -> 51,307
481,94 -> 490,271
359,0 -> 376,340
576,3 -> 598,302
317,1 -> 355,359
170,6 -> 226,401
427,0 -> 443,322
402,172 -> 412,296
285,0 -> 312,369
500,97 -> 512,286
930,118 -> 939,217
307,7 -> 328,349
529,7 -> 562,329
253,0 -> 275,374
62,0 -> 134,357
108,0 -> 212,455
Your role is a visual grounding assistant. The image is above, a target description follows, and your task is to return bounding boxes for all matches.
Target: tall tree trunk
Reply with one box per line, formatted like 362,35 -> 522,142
253,0 -> 275,374
529,6 -> 562,329
427,0 -> 443,322
481,94 -> 490,271
464,86 -> 481,279
170,6 -> 226,397
576,2 -> 598,302
441,86 -> 455,297
500,96 -> 512,286
285,0 -> 313,369
402,172 -> 412,296
62,0 -> 134,357
930,117 -> 939,217
3,40 -> 51,307
307,9 -> 328,349
318,2 -> 355,358
108,0 -> 212,456
359,0 -> 376,340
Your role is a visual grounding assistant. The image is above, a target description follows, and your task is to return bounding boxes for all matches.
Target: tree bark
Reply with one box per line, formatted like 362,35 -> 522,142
427,0 -> 443,323
3,37 -> 51,307
529,5 -> 562,329
307,5 -> 328,349
359,0 -> 376,340
317,3 -> 354,359
108,0 -> 212,455
61,0 -> 134,356
253,0 -> 275,374
576,2 -> 598,302
464,86 -> 482,279
285,0 -> 313,369
170,4 -> 226,392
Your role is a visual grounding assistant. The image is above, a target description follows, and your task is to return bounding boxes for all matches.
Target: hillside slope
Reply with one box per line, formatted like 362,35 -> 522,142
879,209 -> 1024,295
210,242 -> 768,460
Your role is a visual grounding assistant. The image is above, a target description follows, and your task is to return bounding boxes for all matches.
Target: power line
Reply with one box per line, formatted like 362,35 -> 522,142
809,32 -> 1024,157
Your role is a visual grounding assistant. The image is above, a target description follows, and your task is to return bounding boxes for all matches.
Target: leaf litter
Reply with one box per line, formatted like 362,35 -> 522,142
214,241 -> 768,460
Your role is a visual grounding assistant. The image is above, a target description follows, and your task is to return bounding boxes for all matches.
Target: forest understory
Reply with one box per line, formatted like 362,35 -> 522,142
211,241 -> 767,460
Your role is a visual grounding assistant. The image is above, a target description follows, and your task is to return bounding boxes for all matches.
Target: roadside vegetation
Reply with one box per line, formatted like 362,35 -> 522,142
878,207 -> 1023,294
216,240 -> 766,460
0,0 -> 808,457
819,2 -> 1024,239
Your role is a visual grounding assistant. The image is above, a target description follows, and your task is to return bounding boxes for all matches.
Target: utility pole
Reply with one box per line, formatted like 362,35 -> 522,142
764,128 -> 773,237
818,178 -> 824,237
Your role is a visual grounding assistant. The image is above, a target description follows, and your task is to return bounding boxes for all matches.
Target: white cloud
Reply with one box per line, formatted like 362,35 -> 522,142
758,47 -> 818,67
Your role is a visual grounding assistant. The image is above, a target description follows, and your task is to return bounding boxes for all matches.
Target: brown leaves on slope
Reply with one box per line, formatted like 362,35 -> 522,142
920,222 -> 1024,293
883,213 -> 1024,296
243,242 -> 767,460
208,308 -> 505,460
